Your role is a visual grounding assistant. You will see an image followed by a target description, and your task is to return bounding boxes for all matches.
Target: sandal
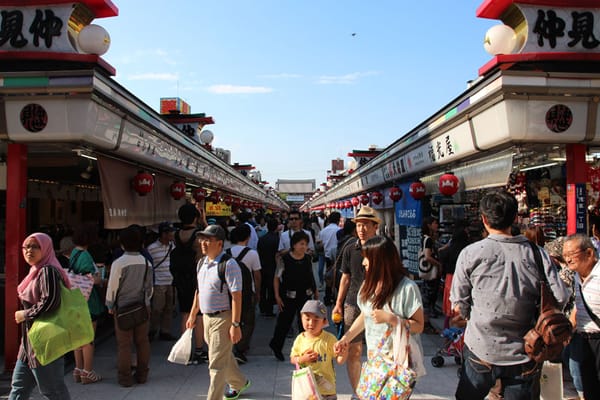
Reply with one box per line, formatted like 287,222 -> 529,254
73,368 -> 82,383
81,369 -> 102,384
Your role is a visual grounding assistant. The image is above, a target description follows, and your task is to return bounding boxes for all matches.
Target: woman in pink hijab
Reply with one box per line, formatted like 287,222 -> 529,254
9,232 -> 72,400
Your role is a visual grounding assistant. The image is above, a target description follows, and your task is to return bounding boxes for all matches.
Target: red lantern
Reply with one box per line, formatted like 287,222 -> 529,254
344,200 -> 352,209
439,173 -> 459,196
389,187 -> 403,202
360,193 -> 370,205
223,195 -> 233,206
170,181 -> 186,200
351,197 -> 360,207
209,190 -> 221,203
192,188 -> 206,202
409,181 -> 426,200
132,171 -> 154,196
371,191 -> 383,205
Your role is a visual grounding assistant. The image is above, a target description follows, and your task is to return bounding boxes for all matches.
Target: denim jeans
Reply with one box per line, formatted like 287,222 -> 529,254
9,358 -> 70,400
565,335 -> 584,395
456,345 -> 540,400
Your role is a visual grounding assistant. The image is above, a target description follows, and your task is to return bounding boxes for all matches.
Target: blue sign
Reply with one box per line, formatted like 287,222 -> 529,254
576,183 -> 587,234
395,182 -> 422,227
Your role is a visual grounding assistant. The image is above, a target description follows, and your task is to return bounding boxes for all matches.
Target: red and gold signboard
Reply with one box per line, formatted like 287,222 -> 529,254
205,201 -> 232,217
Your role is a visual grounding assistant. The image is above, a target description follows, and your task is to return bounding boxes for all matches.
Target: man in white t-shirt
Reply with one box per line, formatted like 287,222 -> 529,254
319,212 -> 341,305
278,210 -> 315,255
227,224 -> 262,364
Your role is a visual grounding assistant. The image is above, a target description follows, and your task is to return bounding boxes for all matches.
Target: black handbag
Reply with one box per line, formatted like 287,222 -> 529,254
115,259 -> 149,330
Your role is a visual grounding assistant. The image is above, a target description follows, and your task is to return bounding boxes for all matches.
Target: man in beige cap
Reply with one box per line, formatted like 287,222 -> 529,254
332,205 -> 380,400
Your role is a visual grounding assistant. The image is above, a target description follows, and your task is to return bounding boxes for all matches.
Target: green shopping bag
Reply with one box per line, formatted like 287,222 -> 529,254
28,282 -> 94,366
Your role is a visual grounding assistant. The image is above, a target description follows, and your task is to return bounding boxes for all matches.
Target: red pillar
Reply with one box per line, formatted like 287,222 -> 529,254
566,144 -> 587,235
4,143 -> 28,372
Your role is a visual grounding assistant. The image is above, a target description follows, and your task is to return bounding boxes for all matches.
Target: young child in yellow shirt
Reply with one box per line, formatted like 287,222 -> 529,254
290,300 -> 347,399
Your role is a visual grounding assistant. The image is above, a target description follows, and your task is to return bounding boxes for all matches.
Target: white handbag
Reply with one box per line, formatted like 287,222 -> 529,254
167,328 -> 194,365
539,361 -> 563,400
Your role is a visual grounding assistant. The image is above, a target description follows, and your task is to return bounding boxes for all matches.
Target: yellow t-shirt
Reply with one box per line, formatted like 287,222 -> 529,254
290,330 -> 337,396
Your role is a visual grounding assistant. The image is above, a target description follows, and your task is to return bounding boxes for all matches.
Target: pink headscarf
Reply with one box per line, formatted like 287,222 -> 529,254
17,233 -> 71,302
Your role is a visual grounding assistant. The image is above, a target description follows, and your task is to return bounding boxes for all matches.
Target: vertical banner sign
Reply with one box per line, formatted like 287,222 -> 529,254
395,182 -> 423,275
576,183 -> 587,234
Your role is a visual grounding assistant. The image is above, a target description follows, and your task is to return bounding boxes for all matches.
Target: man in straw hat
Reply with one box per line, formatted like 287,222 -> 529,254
332,205 -> 380,400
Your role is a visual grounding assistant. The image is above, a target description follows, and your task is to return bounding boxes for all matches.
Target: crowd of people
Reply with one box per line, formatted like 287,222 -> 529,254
8,190 -> 600,400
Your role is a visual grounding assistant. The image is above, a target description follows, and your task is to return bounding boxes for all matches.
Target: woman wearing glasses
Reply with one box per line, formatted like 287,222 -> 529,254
9,233 -> 72,400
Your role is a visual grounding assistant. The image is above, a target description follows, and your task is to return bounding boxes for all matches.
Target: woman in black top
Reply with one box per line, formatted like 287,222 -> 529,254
269,231 -> 318,361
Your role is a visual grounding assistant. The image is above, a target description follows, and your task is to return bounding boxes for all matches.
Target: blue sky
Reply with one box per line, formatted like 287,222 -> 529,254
100,1 -> 496,188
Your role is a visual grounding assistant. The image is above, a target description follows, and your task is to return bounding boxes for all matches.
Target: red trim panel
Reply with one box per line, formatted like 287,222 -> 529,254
0,51 -> 116,76
477,0 -> 599,19
0,0 -> 118,18
478,52 -> 600,76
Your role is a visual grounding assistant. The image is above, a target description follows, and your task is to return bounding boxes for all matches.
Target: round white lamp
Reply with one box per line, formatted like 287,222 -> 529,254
199,130 -> 214,145
484,24 -> 517,55
78,24 -> 111,55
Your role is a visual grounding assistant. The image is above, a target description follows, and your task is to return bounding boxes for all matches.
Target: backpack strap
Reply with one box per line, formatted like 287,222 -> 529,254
579,283 -> 600,329
237,247 -> 251,264
217,252 -> 232,293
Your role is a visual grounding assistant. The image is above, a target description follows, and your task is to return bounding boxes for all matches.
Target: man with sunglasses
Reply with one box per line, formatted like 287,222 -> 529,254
277,210 -> 315,255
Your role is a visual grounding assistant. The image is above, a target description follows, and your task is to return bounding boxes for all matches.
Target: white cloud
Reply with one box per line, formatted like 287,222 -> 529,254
128,73 -> 179,81
317,71 -> 379,85
207,84 -> 273,94
259,73 -> 302,79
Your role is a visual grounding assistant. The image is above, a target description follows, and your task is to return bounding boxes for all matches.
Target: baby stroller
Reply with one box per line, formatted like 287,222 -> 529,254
431,327 -> 464,378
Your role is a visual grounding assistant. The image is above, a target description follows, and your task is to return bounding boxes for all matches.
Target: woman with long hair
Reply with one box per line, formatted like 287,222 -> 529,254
335,235 -> 424,368
10,233 -> 72,399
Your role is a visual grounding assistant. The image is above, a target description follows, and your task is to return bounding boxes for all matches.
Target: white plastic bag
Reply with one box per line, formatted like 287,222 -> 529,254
540,361 -> 563,400
167,328 -> 194,365
291,365 -> 323,400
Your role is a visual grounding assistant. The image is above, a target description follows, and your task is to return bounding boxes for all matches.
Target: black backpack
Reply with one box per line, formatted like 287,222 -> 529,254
218,247 -> 254,310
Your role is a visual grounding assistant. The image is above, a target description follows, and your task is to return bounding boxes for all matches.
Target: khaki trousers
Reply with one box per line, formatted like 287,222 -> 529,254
150,285 -> 175,334
203,311 -> 246,400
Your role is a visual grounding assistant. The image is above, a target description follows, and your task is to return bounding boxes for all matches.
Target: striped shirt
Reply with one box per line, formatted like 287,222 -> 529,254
197,252 -> 242,314
146,240 -> 174,286
575,260 -> 600,333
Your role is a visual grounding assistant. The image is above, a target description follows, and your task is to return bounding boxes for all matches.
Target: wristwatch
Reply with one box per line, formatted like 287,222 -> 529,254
232,321 -> 241,328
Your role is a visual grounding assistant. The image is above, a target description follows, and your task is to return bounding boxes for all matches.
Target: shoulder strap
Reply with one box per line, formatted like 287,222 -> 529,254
68,249 -> 83,271
218,253 -> 232,293
153,243 -> 173,270
528,241 -> 548,283
579,283 -> 600,329
237,247 -> 251,263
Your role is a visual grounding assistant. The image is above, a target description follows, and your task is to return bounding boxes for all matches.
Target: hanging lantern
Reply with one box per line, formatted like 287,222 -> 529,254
409,181 -> 426,200
209,190 -> 221,203
439,173 -> 459,196
389,186 -> 403,202
170,181 -> 186,200
344,200 -> 352,209
360,193 -> 370,205
132,171 -> 154,196
371,191 -> 383,205
351,197 -> 360,207
192,188 -> 206,202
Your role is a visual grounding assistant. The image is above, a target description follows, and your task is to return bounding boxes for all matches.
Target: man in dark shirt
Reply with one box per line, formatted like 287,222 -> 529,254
257,218 -> 280,316
332,206 -> 380,399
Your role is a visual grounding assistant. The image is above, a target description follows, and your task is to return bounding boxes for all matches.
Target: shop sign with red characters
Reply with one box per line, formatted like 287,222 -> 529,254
0,2 -> 115,54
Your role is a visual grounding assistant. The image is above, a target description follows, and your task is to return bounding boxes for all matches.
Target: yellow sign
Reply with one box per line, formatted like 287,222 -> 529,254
205,201 -> 232,217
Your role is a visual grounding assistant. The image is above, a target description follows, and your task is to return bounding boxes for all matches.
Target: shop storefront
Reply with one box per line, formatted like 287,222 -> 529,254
0,0 -> 287,370
309,0 -> 600,275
